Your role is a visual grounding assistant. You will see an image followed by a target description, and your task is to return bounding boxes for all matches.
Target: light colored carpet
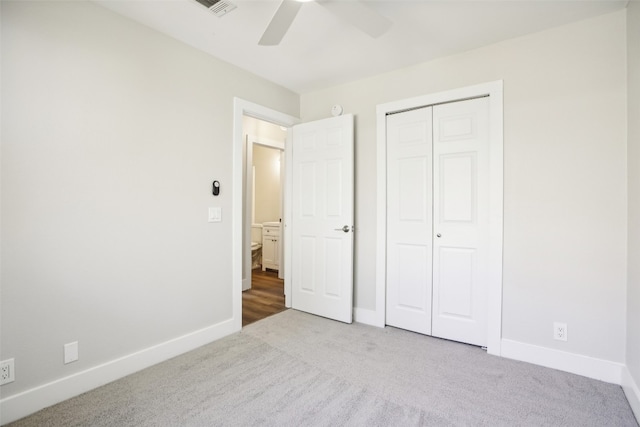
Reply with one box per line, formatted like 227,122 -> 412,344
7,310 -> 638,426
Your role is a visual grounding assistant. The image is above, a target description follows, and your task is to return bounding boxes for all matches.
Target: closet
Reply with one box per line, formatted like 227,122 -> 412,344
385,97 -> 490,347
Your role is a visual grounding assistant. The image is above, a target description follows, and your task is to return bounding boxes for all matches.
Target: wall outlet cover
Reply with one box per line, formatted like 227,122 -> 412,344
64,341 -> 79,364
553,322 -> 568,341
0,359 -> 15,385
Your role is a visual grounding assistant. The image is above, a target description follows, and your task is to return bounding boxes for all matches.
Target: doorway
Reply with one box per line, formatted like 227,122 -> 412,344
242,116 -> 286,325
232,99 -> 355,329
232,98 -> 298,331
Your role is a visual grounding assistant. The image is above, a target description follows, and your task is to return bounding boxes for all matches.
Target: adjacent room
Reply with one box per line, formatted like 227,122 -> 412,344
241,116 -> 286,326
1,0 -> 639,425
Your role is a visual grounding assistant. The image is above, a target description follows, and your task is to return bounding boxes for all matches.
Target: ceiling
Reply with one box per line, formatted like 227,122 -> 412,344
95,0 -> 628,94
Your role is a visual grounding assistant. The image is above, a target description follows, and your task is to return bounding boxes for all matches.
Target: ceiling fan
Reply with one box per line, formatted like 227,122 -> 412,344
259,0 -> 392,46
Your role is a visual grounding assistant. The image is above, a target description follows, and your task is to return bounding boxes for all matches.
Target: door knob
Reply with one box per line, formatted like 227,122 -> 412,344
334,225 -> 350,233
436,233 -> 442,238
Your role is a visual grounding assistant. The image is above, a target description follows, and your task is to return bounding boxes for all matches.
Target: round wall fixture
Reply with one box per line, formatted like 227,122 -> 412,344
331,104 -> 344,117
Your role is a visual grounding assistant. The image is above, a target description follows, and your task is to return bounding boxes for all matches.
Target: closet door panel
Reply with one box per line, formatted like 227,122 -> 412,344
385,107 -> 433,335
432,97 -> 490,347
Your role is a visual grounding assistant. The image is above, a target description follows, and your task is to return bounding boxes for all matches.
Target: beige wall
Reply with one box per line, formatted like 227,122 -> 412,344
626,0 -> 640,413
253,145 -> 282,224
300,10 -> 627,362
0,0 -> 298,397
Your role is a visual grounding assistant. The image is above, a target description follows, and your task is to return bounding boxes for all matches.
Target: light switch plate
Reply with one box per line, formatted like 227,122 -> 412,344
208,207 -> 222,222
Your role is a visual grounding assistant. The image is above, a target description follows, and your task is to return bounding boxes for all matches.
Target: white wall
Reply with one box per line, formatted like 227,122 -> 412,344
626,0 -> 640,418
0,0 -> 297,408
300,11 -> 627,363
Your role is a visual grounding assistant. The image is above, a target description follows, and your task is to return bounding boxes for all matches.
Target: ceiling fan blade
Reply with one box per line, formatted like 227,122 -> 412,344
318,0 -> 391,39
258,0 -> 303,46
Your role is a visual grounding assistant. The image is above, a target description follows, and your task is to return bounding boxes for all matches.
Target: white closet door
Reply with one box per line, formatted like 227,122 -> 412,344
385,107 -> 433,335
432,97 -> 490,347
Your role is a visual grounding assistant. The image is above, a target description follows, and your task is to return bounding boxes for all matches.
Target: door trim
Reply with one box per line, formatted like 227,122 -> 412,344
233,98 -> 298,331
374,81 -> 504,355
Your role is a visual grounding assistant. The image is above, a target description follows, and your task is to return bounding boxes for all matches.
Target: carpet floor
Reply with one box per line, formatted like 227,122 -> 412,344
7,310 -> 638,426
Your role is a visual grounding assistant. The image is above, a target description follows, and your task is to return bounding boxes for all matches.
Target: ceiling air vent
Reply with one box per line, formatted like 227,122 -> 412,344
193,0 -> 237,17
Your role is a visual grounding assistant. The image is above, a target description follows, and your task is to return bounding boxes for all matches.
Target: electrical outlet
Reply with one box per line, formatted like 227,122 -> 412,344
64,342 -> 79,364
553,322 -> 568,341
1,359 -> 15,385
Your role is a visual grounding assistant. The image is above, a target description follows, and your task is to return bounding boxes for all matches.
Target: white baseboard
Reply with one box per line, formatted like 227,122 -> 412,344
353,307 -> 382,327
501,339 -> 624,384
0,318 -> 238,425
622,366 -> 640,422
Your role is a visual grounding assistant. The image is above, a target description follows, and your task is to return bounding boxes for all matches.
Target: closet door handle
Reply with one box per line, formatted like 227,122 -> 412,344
334,225 -> 350,233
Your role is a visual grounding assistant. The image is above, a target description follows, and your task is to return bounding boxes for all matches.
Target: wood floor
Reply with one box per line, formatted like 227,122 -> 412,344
242,269 -> 286,327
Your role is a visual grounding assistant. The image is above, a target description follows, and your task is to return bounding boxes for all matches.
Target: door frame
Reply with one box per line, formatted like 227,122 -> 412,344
233,98 -> 298,331
374,81 -> 504,355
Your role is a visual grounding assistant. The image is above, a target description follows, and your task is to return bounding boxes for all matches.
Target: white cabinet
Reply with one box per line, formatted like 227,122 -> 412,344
262,223 -> 280,271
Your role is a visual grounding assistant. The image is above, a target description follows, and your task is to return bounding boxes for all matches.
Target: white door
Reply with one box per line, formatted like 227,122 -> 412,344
291,114 -> 354,323
385,97 -> 490,347
385,107 -> 433,335
432,97 -> 490,346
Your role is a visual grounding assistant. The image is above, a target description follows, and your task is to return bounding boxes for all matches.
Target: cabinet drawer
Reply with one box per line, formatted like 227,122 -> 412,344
262,226 -> 280,237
